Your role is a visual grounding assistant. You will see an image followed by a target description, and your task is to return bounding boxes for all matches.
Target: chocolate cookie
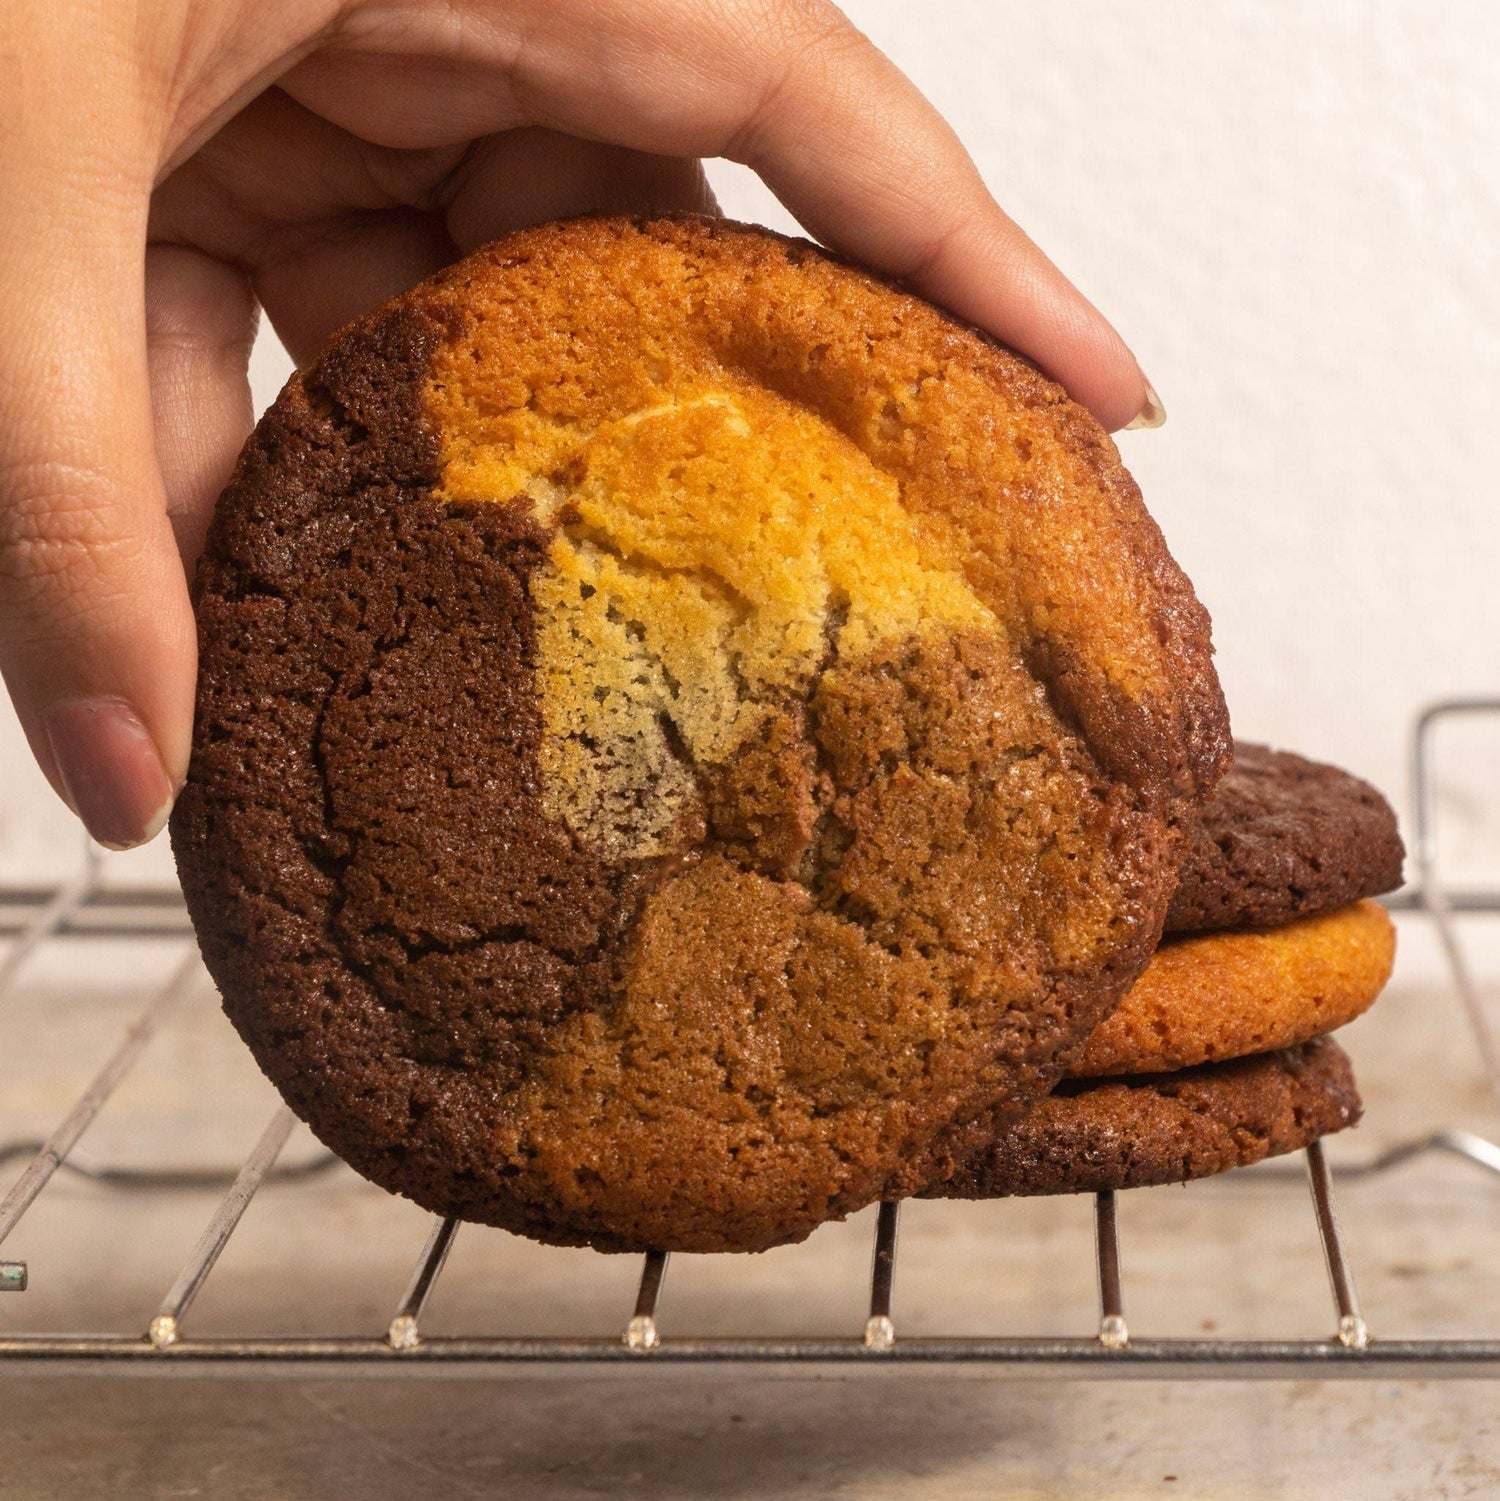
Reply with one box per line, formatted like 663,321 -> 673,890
1165,742 -> 1404,933
172,215 -> 1228,1253
923,1038 -> 1360,1198
1067,898 -> 1394,1077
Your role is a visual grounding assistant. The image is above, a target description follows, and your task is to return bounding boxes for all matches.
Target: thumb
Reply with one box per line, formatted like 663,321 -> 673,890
0,194 -> 197,848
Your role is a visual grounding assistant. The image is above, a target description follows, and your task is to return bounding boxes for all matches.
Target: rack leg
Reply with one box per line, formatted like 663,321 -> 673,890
1094,1190 -> 1129,1349
863,1200 -> 900,1351
388,1217 -> 461,1350
148,1106 -> 295,1348
624,1250 -> 669,1352
1305,1139 -> 1370,1350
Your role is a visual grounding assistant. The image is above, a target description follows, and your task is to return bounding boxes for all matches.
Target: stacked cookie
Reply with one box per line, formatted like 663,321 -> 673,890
924,744 -> 1404,1199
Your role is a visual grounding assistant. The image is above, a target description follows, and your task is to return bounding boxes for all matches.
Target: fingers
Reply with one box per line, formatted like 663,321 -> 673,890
703,8 -> 1150,429
0,216 -> 196,847
157,90 -> 715,365
289,0 -> 1152,428
252,209 -> 458,368
152,89 -> 463,367
146,245 -> 259,568
254,135 -> 713,361
441,129 -> 717,253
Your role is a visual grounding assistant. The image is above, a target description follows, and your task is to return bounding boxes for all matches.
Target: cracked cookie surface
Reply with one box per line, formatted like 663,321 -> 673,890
1165,742 -> 1404,933
172,215 -> 1229,1251
923,1038 -> 1361,1197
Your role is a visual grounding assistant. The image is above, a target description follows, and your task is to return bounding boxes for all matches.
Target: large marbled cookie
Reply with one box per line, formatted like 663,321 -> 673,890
172,215 -> 1228,1252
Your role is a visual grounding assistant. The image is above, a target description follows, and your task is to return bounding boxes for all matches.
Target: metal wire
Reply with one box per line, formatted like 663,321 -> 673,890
0,1142 -> 339,1191
1251,1127 -> 1500,1182
0,701 -> 1496,1376
2,1333 -> 1499,1377
148,1107 -> 297,1349
863,1201 -> 900,1351
388,1218 -> 462,1351
1094,1191 -> 1128,1350
625,1251 -> 670,1353
0,949 -> 199,1293
1411,699 -> 1500,1106
0,882 -> 191,941
0,838 -> 101,993
1305,1139 -> 1369,1349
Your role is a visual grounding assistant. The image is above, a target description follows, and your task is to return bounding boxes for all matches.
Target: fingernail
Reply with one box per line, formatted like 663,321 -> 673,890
1123,381 -> 1166,431
43,698 -> 175,850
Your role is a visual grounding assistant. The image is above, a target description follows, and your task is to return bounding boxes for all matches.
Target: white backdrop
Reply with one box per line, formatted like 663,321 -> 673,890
2,0 -> 1496,886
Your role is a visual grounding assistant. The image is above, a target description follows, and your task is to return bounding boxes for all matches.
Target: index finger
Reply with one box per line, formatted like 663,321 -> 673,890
286,0 -> 1155,430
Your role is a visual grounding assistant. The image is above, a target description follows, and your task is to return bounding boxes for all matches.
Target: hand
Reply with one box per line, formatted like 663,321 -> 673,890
0,0 -> 1158,849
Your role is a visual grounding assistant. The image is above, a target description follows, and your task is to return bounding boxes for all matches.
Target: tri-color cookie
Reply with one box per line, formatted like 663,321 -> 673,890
171,215 -> 1228,1253
922,1038 -> 1361,1198
1165,742 -> 1404,934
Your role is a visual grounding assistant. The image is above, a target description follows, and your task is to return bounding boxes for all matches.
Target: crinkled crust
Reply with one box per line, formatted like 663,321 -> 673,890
1165,742 -> 1404,933
172,216 -> 1229,1252
923,1038 -> 1360,1198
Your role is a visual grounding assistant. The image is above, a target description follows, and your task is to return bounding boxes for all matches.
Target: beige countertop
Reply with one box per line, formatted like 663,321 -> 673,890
3,909 -> 1499,1498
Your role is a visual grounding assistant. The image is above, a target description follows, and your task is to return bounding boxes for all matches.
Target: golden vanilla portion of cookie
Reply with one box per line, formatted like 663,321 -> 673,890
425,218 -> 1227,859
516,388 -> 991,860
174,216 -> 1229,1253
1066,899 -> 1395,1078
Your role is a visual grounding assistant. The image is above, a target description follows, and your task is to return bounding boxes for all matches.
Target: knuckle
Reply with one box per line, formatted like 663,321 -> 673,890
145,320 -> 259,383
145,308 -> 258,365
736,0 -> 850,44
759,0 -> 865,64
144,250 -> 259,365
895,207 -> 980,284
721,0 -> 867,162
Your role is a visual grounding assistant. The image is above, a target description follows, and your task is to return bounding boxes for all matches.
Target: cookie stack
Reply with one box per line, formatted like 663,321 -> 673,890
172,216 -> 1403,1253
924,744 -> 1404,1200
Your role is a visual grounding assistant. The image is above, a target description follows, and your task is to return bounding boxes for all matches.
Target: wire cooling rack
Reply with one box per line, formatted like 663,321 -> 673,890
2,702 -> 1497,1378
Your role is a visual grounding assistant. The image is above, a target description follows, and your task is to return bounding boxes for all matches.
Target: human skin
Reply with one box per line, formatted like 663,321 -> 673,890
0,0 -> 1160,851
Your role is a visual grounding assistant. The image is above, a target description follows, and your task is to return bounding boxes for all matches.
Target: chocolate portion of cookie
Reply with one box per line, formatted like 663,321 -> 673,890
1067,898 -> 1395,1078
173,216 -> 1229,1253
1165,742 -> 1404,933
923,1038 -> 1361,1198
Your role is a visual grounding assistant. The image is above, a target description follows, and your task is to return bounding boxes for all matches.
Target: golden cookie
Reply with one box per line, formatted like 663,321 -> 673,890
1067,899 -> 1394,1078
